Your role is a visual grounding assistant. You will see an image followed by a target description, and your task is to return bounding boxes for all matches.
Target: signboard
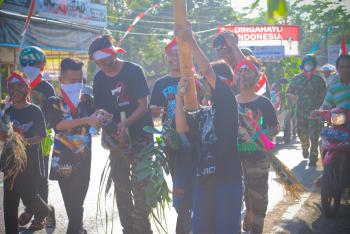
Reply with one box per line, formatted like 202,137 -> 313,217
218,25 -> 300,57
328,44 -> 350,65
248,46 -> 285,59
3,0 -> 107,28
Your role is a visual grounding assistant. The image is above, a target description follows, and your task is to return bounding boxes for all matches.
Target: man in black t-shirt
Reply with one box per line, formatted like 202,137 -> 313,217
175,23 -> 242,234
18,46 -> 56,228
150,38 -> 193,234
1,73 -> 54,233
89,35 -> 153,234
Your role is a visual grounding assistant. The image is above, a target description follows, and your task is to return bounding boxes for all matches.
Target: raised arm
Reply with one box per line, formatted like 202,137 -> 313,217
221,32 -> 245,64
175,23 -> 216,88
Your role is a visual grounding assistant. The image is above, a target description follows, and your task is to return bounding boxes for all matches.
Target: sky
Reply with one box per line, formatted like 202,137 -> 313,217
231,0 -> 350,17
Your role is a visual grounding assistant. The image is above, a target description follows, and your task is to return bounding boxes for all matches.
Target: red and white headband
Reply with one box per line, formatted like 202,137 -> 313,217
233,59 -> 259,75
6,72 -> 31,89
92,46 -> 126,61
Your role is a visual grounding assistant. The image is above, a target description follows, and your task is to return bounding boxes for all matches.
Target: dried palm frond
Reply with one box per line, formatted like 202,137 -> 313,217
0,114 -> 27,190
269,152 -> 305,199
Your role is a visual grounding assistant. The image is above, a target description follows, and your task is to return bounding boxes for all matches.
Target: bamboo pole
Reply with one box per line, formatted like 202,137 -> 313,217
173,0 -> 198,111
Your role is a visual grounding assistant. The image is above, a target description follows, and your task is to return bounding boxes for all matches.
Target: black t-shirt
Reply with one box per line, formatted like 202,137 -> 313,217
45,96 -> 92,180
186,78 -> 241,185
237,96 -> 278,159
93,61 -> 153,139
150,75 -> 180,124
2,104 -> 46,179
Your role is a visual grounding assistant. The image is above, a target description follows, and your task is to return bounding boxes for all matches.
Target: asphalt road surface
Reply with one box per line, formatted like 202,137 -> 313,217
1,135 -> 349,234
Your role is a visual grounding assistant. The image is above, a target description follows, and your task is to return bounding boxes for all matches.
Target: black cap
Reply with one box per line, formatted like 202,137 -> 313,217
61,58 -> 84,72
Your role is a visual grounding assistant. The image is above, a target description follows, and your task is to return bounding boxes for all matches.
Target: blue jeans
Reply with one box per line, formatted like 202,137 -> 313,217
172,134 -> 194,234
193,179 -> 243,234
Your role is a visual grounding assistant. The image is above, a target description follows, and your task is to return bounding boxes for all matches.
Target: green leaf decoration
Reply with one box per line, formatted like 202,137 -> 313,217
143,126 -> 162,134
41,129 -> 54,157
250,0 -> 260,11
98,123 -> 180,233
267,0 -> 287,24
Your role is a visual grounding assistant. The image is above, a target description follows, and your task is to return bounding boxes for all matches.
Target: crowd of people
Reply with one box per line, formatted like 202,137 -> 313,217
0,22 -> 350,234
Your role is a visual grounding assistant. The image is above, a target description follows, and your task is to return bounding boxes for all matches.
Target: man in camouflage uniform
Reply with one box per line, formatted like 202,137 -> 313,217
287,54 -> 326,166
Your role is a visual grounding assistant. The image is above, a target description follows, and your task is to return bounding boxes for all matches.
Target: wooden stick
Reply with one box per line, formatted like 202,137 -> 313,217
173,0 -> 198,111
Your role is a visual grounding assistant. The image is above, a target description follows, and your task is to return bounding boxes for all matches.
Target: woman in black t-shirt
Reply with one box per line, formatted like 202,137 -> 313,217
235,59 -> 279,234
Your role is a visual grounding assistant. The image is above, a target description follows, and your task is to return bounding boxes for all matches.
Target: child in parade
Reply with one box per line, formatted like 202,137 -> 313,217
89,35 -> 154,234
175,23 -> 243,234
44,58 -> 101,234
235,59 -> 279,233
18,46 -> 56,229
0,72 -> 55,234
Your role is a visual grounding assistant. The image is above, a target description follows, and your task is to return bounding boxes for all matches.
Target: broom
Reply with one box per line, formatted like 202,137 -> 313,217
0,114 -> 27,190
269,152 -> 305,199
240,110 -> 305,199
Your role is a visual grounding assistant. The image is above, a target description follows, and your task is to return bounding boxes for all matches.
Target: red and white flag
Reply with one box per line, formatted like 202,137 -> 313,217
256,72 -> 267,95
340,35 -> 347,55
21,0 -> 36,37
118,3 -> 161,47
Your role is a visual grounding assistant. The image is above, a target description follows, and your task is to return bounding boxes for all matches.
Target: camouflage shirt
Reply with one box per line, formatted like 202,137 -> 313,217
288,73 -> 326,122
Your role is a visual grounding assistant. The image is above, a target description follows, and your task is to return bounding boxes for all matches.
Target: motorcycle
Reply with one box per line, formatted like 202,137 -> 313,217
316,108 -> 350,217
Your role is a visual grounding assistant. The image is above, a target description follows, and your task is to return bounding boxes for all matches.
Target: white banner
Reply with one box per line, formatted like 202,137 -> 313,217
218,25 -> 300,57
3,0 -> 108,28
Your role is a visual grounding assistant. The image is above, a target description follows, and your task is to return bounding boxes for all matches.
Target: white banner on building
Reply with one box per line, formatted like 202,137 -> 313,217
3,0 -> 108,28
218,25 -> 300,57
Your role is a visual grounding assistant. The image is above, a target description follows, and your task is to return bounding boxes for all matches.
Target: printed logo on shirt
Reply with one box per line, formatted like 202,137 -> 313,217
112,81 -> 130,107
197,108 -> 218,178
162,85 -> 177,120
12,120 -> 34,134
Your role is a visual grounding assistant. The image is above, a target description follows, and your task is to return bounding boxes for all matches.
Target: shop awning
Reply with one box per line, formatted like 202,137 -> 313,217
0,9 -> 104,53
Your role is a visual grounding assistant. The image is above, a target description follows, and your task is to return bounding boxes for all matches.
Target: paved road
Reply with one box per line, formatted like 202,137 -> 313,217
0,135 -> 348,234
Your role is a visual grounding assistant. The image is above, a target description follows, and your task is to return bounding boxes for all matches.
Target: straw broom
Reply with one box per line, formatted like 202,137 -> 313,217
240,111 -> 305,199
0,114 -> 27,190
269,152 -> 305,199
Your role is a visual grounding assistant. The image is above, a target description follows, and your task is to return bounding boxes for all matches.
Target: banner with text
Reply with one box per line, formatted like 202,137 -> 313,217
3,0 -> 107,28
218,25 -> 300,57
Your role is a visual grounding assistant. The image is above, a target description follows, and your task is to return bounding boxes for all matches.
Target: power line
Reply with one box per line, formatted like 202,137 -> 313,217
108,28 -> 172,37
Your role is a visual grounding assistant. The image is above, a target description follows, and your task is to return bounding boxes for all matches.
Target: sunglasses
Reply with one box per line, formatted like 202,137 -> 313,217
213,35 -> 226,51
238,66 -> 252,73
20,59 -> 36,67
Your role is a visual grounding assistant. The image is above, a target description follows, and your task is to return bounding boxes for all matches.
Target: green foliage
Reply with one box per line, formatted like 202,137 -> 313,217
267,0 -> 287,24
134,123 -> 183,233
97,147 -> 123,234
287,0 -> 350,61
265,57 -> 301,109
